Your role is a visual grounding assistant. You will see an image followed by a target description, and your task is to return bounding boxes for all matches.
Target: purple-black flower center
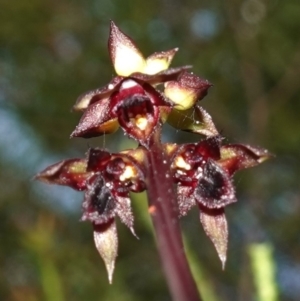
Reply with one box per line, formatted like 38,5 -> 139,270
196,161 -> 225,200
90,176 -> 115,215
194,160 -> 236,209
114,94 -> 154,129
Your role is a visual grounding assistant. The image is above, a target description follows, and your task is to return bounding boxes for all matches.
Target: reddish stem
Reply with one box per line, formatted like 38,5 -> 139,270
145,131 -> 201,301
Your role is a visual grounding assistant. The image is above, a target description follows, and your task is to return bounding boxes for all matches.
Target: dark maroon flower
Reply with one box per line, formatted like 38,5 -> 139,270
170,137 -> 271,267
36,148 -> 146,282
71,78 -> 172,146
70,21 -> 194,146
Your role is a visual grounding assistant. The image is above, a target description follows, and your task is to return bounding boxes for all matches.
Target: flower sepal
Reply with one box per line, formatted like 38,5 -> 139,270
199,205 -> 228,269
93,220 -> 118,284
219,144 -> 272,175
164,71 -> 212,110
167,105 -> 219,136
109,21 -> 182,77
34,159 -> 90,191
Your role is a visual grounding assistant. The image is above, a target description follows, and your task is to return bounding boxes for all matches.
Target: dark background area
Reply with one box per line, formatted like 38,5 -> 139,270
1,0 -> 300,300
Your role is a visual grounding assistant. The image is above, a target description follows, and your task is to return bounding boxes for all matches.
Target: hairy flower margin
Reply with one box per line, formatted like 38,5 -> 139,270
35,21 -> 271,283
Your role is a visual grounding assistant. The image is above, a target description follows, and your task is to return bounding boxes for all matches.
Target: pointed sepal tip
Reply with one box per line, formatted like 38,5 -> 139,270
93,220 -> 118,284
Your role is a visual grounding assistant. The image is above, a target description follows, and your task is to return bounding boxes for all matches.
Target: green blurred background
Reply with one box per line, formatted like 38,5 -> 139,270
1,0 -> 299,300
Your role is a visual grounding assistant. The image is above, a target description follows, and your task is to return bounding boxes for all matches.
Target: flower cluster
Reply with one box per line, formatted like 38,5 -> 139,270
36,21 -> 270,283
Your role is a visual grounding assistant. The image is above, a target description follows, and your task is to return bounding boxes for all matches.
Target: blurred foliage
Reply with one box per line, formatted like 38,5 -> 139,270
1,0 -> 300,300
248,243 -> 278,301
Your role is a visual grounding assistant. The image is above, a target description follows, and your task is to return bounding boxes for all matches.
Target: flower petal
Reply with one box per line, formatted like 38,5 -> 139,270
115,195 -> 137,237
87,148 -> 146,195
177,185 -> 196,216
87,148 -> 112,172
219,144 -> 272,175
167,105 -> 219,136
71,98 -> 119,138
195,136 -> 222,161
35,159 -> 89,191
144,48 -> 178,75
164,71 -> 212,110
199,206 -> 228,269
109,21 -> 146,76
173,136 -> 221,168
93,219 -> 118,284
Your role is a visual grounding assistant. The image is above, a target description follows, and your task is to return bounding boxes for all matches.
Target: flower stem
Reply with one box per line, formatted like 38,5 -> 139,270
145,130 -> 202,301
